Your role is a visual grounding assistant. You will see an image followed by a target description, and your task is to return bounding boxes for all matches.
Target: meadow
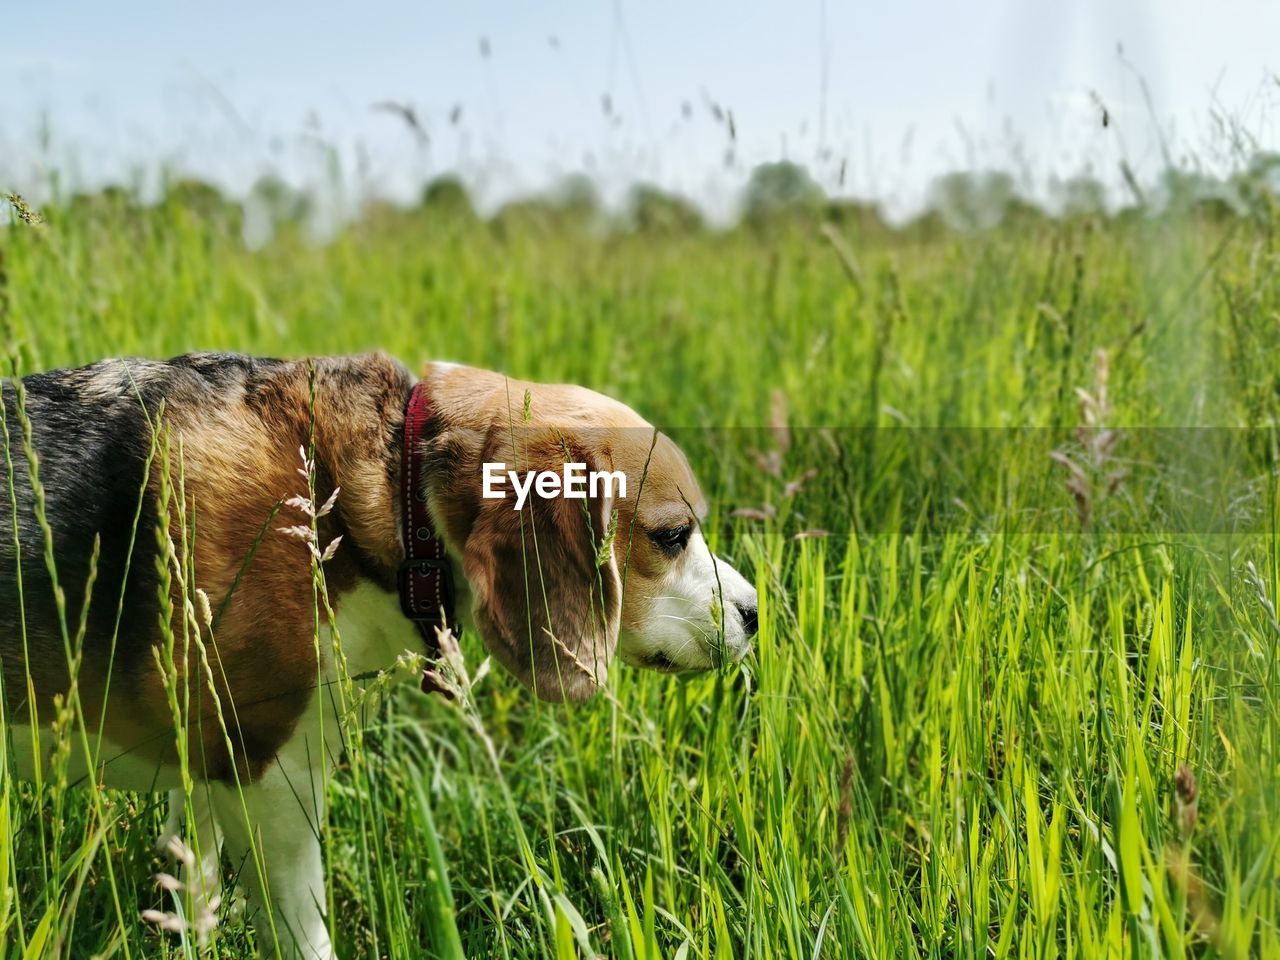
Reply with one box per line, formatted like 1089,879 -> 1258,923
0,171 -> 1278,958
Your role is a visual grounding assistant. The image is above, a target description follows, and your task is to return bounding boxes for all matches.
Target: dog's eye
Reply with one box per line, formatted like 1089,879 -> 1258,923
650,523 -> 692,554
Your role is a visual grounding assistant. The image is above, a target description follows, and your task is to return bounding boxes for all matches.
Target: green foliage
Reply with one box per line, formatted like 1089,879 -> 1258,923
741,161 -> 826,226
421,175 -> 478,224
625,184 -> 704,235
928,170 -> 1018,231
0,180 -> 1278,959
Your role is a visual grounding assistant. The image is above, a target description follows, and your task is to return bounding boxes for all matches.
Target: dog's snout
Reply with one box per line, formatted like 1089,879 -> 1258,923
736,602 -> 759,637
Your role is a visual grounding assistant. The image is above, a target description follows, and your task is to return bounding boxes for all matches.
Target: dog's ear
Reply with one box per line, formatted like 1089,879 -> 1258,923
462,431 -> 621,703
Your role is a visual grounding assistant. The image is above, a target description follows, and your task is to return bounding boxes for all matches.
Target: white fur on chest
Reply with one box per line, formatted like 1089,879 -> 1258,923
329,580 -> 434,680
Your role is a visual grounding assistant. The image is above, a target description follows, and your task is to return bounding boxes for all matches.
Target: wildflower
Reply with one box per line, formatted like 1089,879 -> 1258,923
195,588 -> 213,630
1174,765 -> 1199,836
141,837 -> 220,948
1051,348 -> 1126,529
793,528 -> 830,540
278,447 -> 342,562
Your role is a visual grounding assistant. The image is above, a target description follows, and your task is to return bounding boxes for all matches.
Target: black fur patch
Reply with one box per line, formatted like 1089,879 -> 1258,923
0,353 -> 290,709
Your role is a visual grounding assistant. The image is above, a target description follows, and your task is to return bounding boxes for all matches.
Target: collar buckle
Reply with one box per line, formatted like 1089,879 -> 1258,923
397,556 -> 456,625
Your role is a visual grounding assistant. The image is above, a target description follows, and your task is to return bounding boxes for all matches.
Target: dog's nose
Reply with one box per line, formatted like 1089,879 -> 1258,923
736,602 -> 758,637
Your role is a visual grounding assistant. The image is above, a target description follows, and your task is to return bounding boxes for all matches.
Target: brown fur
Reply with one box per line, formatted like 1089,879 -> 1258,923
40,355 -> 411,782
11,353 -> 716,781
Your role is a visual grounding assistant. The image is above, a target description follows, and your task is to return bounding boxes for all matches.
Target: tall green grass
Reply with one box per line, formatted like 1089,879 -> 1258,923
0,185 -> 1277,958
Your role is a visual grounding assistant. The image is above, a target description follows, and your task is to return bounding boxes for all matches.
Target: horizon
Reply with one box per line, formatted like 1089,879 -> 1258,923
4,1 -> 1280,224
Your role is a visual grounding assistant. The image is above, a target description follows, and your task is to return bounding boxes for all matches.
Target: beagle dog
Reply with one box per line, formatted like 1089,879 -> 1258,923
1,353 -> 758,958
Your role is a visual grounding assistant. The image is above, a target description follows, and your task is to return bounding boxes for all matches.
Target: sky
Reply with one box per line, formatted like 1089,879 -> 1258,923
3,1 -> 1280,221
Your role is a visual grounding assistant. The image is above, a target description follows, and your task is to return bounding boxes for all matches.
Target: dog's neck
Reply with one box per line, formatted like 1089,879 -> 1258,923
295,356 -> 416,591
308,357 -> 549,672
306,358 -> 481,615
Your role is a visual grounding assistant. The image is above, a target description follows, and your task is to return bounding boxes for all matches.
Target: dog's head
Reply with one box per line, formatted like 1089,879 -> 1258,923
424,364 -> 758,703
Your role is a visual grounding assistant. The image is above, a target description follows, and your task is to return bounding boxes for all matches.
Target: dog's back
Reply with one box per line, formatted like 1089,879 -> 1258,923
1,352 -> 411,780
1,356 -> 287,713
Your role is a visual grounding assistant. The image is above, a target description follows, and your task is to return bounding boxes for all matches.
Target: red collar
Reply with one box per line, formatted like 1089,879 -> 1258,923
399,380 -> 457,695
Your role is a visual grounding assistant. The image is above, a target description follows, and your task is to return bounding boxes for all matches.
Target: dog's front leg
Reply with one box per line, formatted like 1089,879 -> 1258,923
157,784 -> 225,920
212,743 -> 334,960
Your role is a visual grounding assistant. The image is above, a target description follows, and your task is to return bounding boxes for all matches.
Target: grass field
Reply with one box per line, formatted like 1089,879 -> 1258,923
1,179 -> 1278,958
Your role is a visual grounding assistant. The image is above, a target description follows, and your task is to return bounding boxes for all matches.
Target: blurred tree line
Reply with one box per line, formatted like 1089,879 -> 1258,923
18,151 -> 1280,243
